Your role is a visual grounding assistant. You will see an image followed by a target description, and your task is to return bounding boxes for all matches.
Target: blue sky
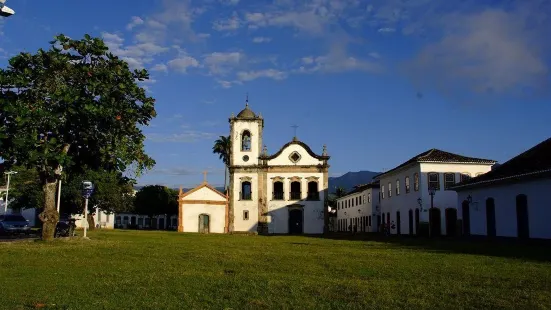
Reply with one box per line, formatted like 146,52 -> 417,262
1,0 -> 550,188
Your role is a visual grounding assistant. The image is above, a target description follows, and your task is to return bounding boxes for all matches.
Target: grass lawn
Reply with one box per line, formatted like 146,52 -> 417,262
1,230 -> 551,309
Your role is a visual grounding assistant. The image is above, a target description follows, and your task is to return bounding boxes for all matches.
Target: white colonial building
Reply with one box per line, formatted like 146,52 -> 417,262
177,180 -> 228,234
452,137 -> 551,239
72,208 -> 115,229
374,149 -> 496,236
228,102 -> 330,234
336,181 -> 380,232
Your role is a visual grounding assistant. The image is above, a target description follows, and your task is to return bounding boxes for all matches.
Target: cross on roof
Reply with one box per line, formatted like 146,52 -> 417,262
203,171 -> 208,183
291,124 -> 299,138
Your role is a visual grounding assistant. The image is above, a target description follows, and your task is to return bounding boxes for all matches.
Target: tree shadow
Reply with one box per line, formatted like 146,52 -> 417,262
302,233 -> 551,263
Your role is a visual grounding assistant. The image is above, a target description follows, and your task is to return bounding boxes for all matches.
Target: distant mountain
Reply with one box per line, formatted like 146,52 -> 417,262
329,171 -> 381,193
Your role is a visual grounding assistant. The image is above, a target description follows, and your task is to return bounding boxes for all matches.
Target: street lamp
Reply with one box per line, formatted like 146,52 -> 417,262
3,171 -> 18,213
0,0 -> 15,17
467,195 -> 473,204
417,197 -> 422,210
428,187 -> 436,238
428,187 -> 436,209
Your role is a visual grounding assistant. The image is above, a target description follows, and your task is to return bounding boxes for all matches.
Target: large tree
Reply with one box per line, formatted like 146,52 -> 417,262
60,169 -> 136,228
134,185 -> 178,229
0,34 -> 156,240
212,135 -> 230,192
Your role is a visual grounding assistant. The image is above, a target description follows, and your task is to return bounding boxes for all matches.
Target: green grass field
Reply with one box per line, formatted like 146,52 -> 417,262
1,230 -> 551,309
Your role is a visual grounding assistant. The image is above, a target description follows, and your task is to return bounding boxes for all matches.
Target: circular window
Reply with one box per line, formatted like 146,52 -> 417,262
243,155 -> 249,162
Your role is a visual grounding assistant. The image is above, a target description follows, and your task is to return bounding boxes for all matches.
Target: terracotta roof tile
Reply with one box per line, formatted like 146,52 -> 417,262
453,137 -> 551,190
374,149 -> 496,179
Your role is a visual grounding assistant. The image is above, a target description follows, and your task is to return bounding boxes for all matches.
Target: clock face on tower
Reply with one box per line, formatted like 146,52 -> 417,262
243,155 -> 249,162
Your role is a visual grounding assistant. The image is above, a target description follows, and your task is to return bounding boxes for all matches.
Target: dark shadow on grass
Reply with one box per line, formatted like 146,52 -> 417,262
300,233 -> 551,263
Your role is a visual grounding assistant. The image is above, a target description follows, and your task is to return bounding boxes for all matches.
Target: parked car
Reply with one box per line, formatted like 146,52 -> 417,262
0,214 -> 31,235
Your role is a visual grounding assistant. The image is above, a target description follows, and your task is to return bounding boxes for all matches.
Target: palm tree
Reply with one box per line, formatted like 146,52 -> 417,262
335,186 -> 347,198
212,135 -> 231,192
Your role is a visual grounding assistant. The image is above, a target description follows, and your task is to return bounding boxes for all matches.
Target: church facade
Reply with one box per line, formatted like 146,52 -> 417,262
228,103 -> 330,234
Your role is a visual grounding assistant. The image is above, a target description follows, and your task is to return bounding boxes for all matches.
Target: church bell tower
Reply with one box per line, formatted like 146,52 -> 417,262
228,98 -> 264,167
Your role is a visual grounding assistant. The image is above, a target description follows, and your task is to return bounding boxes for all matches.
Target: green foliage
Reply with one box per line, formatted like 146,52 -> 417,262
60,169 -> 136,215
212,135 -> 231,166
335,186 -> 347,198
134,185 -> 178,218
212,135 -> 231,190
0,166 -> 43,211
0,33 -> 156,182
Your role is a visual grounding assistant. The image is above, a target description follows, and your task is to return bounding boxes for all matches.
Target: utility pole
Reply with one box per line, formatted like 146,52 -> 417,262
3,171 -> 17,213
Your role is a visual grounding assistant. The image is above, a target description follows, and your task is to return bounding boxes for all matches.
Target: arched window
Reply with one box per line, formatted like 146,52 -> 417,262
460,173 -> 471,182
123,216 -> 129,225
115,216 -> 121,224
516,194 -> 529,239
241,130 -> 251,151
241,181 -> 252,200
388,182 -> 392,197
486,198 -> 496,237
428,172 -> 440,190
444,173 -> 455,190
367,192 -> 371,203
396,179 -> 400,195
405,176 -> 410,193
307,181 -> 319,200
273,181 -> 284,200
414,173 -> 419,191
290,181 -> 301,200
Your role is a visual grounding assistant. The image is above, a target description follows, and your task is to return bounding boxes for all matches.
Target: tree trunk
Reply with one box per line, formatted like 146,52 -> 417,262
87,213 -> 95,230
39,180 -> 59,241
224,166 -> 227,193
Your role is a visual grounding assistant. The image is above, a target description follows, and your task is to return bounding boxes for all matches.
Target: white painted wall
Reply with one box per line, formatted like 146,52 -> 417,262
267,144 -> 324,166
184,186 -> 226,201
457,178 -> 551,239
182,203 -> 226,233
336,187 -> 380,233
232,172 -> 259,232
72,208 -> 115,229
378,162 -> 493,235
266,172 -> 325,234
231,120 -> 262,166
115,213 -> 178,229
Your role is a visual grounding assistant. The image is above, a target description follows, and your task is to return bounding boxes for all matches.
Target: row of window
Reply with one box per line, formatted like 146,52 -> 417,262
381,172 -> 483,199
116,216 -> 177,227
240,180 -> 320,201
338,216 -> 379,232
337,192 -> 372,210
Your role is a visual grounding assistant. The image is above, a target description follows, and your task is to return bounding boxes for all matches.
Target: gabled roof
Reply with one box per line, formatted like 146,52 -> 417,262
180,182 -> 228,200
261,138 -> 329,161
374,149 -> 496,179
452,137 -> 551,190
338,181 -> 380,199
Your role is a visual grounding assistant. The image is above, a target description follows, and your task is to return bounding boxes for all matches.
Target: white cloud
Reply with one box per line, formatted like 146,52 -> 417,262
101,32 -> 170,70
406,4 -> 551,98
213,12 -> 241,31
217,80 -> 234,88
377,27 -> 395,33
237,69 -> 287,82
167,56 -> 200,73
220,0 -> 240,6
197,33 -> 211,38
126,16 -> 144,30
203,52 -> 243,75
368,52 -> 381,59
252,37 -> 272,43
151,63 -> 168,72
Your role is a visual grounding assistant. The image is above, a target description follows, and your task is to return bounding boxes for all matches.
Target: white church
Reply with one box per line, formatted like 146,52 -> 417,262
177,102 -> 330,234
